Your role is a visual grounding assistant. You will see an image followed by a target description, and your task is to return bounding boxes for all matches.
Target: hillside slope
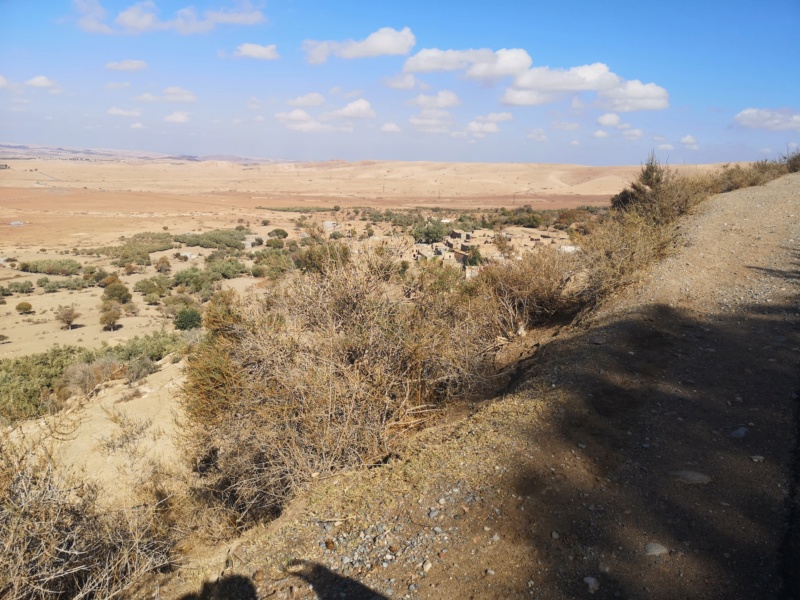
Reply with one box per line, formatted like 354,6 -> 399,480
163,174 -> 800,600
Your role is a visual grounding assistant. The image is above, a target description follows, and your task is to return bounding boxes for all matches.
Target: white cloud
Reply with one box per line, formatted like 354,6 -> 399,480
232,118 -> 243,125
325,99 -> 376,119
478,112 -> 513,123
622,128 -> 644,141
598,80 -> 669,112
164,111 -> 189,123
502,62 -> 667,111
288,92 -> 325,107
408,90 -> 460,109
657,144 -> 674,150
254,115 -> 265,122
681,134 -> 698,150
502,89 -> 556,106
597,112 -> 620,127
527,128 -> 548,142
570,140 -> 580,146
162,86 -> 196,102
304,27 -> 415,64
136,92 -> 159,102
789,142 -> 799,150
233,43 -> 279,60
384,73 -> 421,90
734,108 -> 800,132
276,108 -> 313,122
0,74 -> 7,88
592,130 -> 609,138
105,81 -> 130,89
92,0 -> 265,35
466,121 -> 499,136
74,0 -> 113,33
130,122 -> 145,129
404,48 -> 531,79
105,59 -> 147,71
25,76 -> 56,88
108,106 -> 141,117
381,122 -> 402,133
759,147 -> 773,155
551,121 -> 580,131
246,97 -> 260,109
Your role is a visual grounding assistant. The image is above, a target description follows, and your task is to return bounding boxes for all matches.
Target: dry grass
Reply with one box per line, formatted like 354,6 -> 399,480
0,435 -> 174,600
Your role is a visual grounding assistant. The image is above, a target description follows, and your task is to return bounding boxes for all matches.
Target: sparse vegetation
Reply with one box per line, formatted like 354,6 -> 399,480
173,228 -> 250,249
54,305 -> 81,330
18,259 -> 82,276
15,301 -> 32,315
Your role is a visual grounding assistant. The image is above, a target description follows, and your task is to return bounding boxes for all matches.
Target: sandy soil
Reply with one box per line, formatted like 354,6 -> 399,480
156,174 -> 800,599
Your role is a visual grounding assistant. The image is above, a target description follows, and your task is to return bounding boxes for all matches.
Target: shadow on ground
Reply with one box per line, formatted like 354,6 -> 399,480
508,257 -> 800,599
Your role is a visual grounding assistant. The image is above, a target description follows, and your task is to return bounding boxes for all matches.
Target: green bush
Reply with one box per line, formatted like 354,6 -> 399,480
175,307 -> 203,330
102,282 -> 132,305
18,259 -> 82,276
267,228 -> 288,239
173,228 -> 250,250
15,302 -> 32,314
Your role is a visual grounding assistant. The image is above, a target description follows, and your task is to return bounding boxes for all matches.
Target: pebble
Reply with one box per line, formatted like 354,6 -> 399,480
583,576 -> 600,594
750,455 -> 764,462
433,527 -> 443,534
645,543 -> 668,556
490,533 -> 500,542
486,568 -> 495,575
551,531 -> 560,540
670,470 -> 712,484
730,427 -> 749,438
423,561 -> 432,573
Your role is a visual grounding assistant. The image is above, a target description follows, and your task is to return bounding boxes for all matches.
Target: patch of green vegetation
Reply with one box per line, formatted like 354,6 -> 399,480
18,259 -> 82,276
88,232 -> 174,266
173,228 -> 251,249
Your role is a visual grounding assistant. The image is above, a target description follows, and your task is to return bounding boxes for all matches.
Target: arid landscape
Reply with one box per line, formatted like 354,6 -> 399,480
1,149 -> 798,600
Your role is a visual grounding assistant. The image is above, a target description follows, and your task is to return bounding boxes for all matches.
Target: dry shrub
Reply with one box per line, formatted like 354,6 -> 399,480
0,435 -> 174,599
475,247 -> 577,337
61,357 -> 125,396
711,160 -> 787,193
181,243 -> 495,527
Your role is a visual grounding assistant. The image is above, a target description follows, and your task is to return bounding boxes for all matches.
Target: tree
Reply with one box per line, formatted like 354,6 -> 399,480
55,305 -> 81,330
15,301 -> 32,315
268,228 -> 288,239
154,256 -> 171,273
100,304 -> 122,331
103,282 -> 132,304
175,307 -> 203,330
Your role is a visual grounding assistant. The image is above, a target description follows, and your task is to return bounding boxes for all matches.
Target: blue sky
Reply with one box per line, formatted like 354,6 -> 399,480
0,0 -> 798,164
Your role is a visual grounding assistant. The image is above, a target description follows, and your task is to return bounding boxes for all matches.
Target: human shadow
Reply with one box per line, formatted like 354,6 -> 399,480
178,574 -> 257,600
286,559 -> 389,600
509,261 -> 800,600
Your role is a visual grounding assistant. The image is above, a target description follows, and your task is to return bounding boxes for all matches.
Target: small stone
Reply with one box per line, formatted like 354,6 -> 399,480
342,556 -> 351,564
486,568 -> 496,576
429,509 -> 439,518
584,576 -> 600,594
483,526 -> 491,532
433,526 -> 443,534
423,560 -> 432,573
577,443 -> 587,449
670,470 -> 712,484
645,543 -> 668,556
438,498 -> 446,505
490,533 -> 500,542
730,427 -> 749,438
551,531 -> 560,540
750,455 -> 764,462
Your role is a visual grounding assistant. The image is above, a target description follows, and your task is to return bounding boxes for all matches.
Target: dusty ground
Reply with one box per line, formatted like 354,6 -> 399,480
157,174 -> 800,599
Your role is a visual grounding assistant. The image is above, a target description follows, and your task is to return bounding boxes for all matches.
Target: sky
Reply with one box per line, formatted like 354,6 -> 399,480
0,0 -> 798,165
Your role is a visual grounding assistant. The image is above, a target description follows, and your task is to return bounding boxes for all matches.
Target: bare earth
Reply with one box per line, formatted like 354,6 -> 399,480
158,174 -> 800,599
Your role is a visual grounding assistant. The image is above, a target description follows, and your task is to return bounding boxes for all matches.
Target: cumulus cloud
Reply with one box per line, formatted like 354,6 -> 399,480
25,76 -> 57,88
657,143 -> 674,150
404,48 -> 531,79
288,92 -> 325,107
136,93 -> 159,102
384,73 -> 424,90
734,108 -> 800,132
164,111 -> 189,123
622,128 -> 644,141
108,106 -> 141,117
681,134 -> 698,150
381,122 -> 402,133
570,140 -> 580,146
527,129 -> 548,142
162,86 -> 196,102
130,122 -> 145,129
246,97 -> 260,109
500,61 -> 668,111
598,80 -> 669,112
274,108 -> 350,132
325,99 -> 376,119
304,27 -> 415,64
105,81 -> 130,89
551,121 -> 580,131
597,112 -> 620,127
592,130 -> 609,138
77,0 -> 266,35
233,43 -> 279,60
106,59 -> 147,71
478,112 -> 513,123
408,90 -> 460,109
0,75 -> 8,88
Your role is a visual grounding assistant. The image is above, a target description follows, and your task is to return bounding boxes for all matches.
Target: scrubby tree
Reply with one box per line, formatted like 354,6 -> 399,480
100,303 -> 122,331
103,282 -> 132,304
55,305 -> 81,330
154,256 -> 171,273
15,301 -> 32,315
268,228 -> 288,239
